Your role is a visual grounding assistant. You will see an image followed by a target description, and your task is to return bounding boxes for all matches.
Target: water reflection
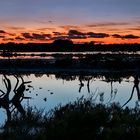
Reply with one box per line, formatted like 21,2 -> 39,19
0,75 -> 32,124
122,76 -> 140,107
78,76 -> 92,93
55,74 -> 140,106
0,73 -> 140,125
0,75 -> 11,122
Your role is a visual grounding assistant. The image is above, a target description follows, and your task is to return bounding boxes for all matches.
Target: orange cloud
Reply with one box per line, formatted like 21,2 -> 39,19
0,24 -> 140,44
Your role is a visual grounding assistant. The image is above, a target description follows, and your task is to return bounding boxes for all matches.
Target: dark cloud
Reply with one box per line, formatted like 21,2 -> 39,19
112,34 -> 140,39
15,36 -> 25,40
67,30 -> 87,39
0,30 -> 6,33
112,34 -> 122,38
61,30 -> 110,39
123,34 -> 140,39
52,35 -> 87,41
68,35 -> 87,39
51,36 -> 69,40
22,32 -> 51,40
52,30 -> 110,40
22,33 -> 33,39
0,35 -> 5,38
8,33 -> 16,36
3,38 -> 14,41
68,30 -> 85,36
53,32 -> 63,36
87,32 -> 109,38
32,33 -> 48,40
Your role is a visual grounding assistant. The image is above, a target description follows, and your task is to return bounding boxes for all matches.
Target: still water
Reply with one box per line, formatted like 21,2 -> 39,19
0,51 -> 140,60
0,74 -> 139,126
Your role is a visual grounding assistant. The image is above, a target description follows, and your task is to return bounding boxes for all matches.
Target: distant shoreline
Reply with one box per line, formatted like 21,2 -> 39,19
0,64 -> 139,76
0,51 -> 140,75
0,41 -> 140,52
0,59 -> 140,76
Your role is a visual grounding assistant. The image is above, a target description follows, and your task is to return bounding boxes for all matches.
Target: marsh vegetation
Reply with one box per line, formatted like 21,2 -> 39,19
1,97 -> 140,140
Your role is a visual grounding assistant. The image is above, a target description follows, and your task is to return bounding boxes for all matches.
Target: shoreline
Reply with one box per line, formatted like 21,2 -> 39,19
0,67 -> 139,76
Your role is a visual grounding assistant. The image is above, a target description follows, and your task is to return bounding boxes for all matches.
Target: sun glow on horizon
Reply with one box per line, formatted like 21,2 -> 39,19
0,19 -> 140,44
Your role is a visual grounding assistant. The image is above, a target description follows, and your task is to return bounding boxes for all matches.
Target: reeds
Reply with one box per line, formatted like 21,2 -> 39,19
1,97 -> 140,140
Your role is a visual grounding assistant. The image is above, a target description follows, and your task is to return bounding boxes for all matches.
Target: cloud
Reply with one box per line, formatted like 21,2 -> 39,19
51,36 -> 69,40
123,34 -> 140,39
6,26 -> 25,30
37,27 -> 56,31
60,25 -> 80,30
51,30 -> 110,40
15,36 -> 25,40
68,30 -> 85,36
22,33 -> 33,39
67,30 -> 87,39
86,22 -> 129,28
0,35 -> 5,38
3,38 -> 14,41
32,33 -> 49,40
67,30 -> 110,39
112,34 -> 122,38
68,35 -> 87,39
22,32 -> 52,40
0,30 -> 6,33
87,32 -> 109,38
8,33 -> 16,36
126,26 -> 140,31
112,34 -> 140,39
53,32 -> 63,36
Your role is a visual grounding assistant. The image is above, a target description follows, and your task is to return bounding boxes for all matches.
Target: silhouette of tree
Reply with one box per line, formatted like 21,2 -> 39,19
78,76 -> 84,93
122,76 -> 140,107
0,75 -> 12,122
11,75 -> 31,115
0,75 -> 32,124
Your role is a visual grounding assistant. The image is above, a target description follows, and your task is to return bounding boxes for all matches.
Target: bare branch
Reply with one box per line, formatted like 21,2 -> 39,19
13,75 -> 19,92
0,89 -> 5,97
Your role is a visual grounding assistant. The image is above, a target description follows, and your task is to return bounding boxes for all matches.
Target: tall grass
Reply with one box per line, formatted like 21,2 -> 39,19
1,97 -> 140,140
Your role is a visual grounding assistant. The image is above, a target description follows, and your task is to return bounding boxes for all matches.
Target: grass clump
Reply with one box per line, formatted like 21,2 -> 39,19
1,97 -> 140,140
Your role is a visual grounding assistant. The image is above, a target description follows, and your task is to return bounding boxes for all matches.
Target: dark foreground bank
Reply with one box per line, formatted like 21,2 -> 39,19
1,97 -> 140,140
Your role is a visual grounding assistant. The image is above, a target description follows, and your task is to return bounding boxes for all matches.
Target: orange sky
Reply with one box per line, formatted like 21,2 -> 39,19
0,24 -> 140,44
0,0 -> 140,44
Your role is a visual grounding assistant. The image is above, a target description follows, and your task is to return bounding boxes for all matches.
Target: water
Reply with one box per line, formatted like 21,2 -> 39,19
0,51 -> 140,59
0,74 -> 139,126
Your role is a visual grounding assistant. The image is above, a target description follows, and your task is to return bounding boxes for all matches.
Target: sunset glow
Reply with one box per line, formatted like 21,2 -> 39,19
0,0 -> 139,44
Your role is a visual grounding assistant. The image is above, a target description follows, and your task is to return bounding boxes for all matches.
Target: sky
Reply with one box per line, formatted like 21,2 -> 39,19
0,0 -> 140,44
